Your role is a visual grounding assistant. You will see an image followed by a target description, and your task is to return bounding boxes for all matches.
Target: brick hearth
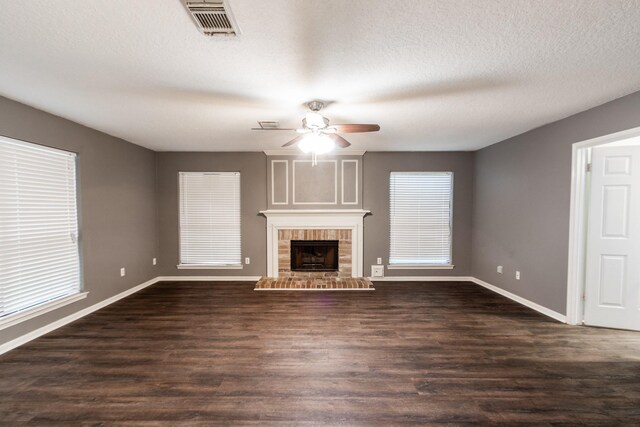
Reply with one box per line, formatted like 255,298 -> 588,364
278,229 -> 352,278
254,276 -> 374,290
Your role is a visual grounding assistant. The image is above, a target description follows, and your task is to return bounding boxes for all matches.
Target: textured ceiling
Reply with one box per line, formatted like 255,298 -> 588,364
0,0 -> 639,152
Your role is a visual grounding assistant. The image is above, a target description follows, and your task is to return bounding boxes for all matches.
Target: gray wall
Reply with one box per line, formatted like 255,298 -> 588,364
472,91 -> 640,315
363,152 -> 475,277
0,96 -> 158,346
156,152 -> 267,277
267,154 -> 363,209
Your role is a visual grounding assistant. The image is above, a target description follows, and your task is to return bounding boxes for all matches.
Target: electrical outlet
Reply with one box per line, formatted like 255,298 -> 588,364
497,265 -> 503,274
516,270 -> 521,280
245,257 -> 250,265
152,258 -> 157,265
377,257 -> 382,265
120,267 -> 126,277
371,265 -> 384,278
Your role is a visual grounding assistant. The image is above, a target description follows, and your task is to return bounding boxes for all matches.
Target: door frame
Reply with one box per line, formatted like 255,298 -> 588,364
566,126 -> 640,325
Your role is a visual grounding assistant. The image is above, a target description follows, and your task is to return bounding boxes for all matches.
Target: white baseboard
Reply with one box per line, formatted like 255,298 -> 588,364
157,276 -> 261,282
369,276 -> 474,282
0,274 -> 566,356
0,275 -> 263,355
0,276 -> 161,356
370,275 -> 566,323
469,277 -> 567,323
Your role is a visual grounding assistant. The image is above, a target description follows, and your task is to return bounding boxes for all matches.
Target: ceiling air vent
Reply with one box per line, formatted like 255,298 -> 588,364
184,1 -> 239,37
257,121 -> 280,129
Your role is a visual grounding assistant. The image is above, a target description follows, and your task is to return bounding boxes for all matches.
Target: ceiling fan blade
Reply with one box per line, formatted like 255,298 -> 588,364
327,134 -> 351,148
282,135 -> 305,147
331,124 -> 380,133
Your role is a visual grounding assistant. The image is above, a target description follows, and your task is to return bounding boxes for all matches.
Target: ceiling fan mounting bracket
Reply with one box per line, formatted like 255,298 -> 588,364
307,100 -> 325,112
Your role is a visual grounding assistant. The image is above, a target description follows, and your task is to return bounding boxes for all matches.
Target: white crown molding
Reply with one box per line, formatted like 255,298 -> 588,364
263,150 -> 366,156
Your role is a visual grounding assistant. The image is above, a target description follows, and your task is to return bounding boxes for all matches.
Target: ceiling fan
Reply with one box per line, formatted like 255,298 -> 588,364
252,100 -> 380,163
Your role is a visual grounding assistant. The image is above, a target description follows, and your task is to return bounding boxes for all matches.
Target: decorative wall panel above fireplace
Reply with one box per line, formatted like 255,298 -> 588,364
266,154 -> 363,210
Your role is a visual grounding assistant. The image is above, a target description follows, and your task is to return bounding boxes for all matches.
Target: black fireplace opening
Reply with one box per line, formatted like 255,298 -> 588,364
291,240 -> 339,272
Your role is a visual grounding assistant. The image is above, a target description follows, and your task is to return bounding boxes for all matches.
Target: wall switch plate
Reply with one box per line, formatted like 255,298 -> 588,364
152,258 -> 157,265
516,271 -> 521,280
120,267 -> 126,277
497,265 -> 503,274
371,265 -> 384,278
377,257 -> 382,265
245,257 -> 250,265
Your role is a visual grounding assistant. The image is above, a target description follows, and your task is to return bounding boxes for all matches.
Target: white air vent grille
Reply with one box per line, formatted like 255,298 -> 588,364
258,121 -> 280,129
184,1 -> 239,37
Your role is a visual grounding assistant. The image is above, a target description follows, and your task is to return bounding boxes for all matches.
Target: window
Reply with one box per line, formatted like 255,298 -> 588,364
389,172 -> 453,267
179,172 -> 241,268
0,137 -> 82,322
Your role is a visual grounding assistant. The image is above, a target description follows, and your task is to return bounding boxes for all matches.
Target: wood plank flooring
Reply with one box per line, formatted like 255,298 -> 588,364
1,281 -> 640,425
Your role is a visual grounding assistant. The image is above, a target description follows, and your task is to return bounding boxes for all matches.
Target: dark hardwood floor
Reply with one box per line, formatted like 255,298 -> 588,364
2,281 -> 640,425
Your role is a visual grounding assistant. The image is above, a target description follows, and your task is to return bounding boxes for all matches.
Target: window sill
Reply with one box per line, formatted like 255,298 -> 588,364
0,292 -> 88,331
387,264 -> 455,270
177,264 -> 244,270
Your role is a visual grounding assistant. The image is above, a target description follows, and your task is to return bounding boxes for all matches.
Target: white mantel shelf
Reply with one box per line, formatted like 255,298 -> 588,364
263,150 -> 366,156
260,209 -> 370,216
261,209 -> 370,278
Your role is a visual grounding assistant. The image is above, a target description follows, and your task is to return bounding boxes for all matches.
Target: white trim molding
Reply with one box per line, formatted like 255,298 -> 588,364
270,159 -> 289,205
158,276 -> 261,281
0,292 -> 88,331
372,276 -> 566,323
370,276 -> 472,282
177,264 -> 243,270
0,276 -> 262,355
387,265 -> 455,270
0,277 -> 159,356
470,277 -> 566,323
264,150 -> 366,156
260,209 -> 369,278
341,159 -> 359,205
566,125 -> 640,325
1,274 -> 572,356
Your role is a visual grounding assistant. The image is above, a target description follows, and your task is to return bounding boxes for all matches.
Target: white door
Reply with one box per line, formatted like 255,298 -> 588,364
584,145 -> 640,330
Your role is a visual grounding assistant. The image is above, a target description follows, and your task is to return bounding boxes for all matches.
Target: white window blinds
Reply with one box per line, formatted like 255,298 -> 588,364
179,172 -> 241,267
0,137 -> 81,319
389,172 -> 453,266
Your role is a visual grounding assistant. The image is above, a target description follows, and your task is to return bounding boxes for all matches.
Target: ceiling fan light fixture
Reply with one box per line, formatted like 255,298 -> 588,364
304,112 -> 328,129
298,133 -> 335,154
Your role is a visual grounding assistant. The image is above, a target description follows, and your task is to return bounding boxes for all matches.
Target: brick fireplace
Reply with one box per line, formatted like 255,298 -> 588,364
260,209 -> 369,278
278,229 -> 351,278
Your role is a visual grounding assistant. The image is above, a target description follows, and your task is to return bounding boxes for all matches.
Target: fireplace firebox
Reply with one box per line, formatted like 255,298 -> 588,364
290,240 -> 339,272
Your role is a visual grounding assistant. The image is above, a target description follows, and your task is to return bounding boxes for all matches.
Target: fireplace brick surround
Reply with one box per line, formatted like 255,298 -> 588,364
257,210 -> 371,290
278,229 -> 352,278
260,209 -> 368,278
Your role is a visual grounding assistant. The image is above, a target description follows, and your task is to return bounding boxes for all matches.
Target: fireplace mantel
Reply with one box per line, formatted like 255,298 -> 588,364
260,209 -> 369,278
